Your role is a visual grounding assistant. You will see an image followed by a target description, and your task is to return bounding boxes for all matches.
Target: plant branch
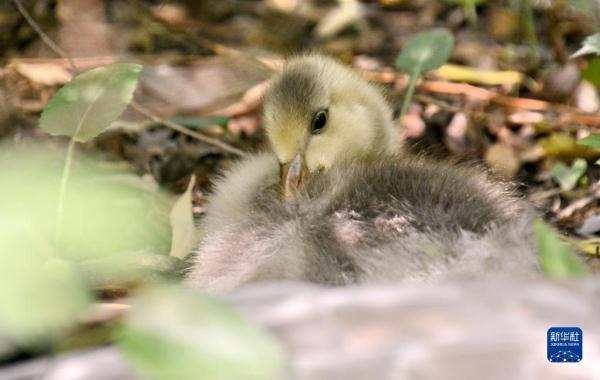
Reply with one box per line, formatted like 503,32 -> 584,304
129,102 -> 246,156
12,0 -> 77,71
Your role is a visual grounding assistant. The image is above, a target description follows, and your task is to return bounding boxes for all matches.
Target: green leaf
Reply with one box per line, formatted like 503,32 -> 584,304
577,133 -> 600,151
395,28 -> 455,75
534,221 -> 589,278
0,144 -> 171,263
40,63 -> 143,142
117,285 -> 286,380
169,116 -> 230,130
551,158 -> 587,191
169,176 -> 198,259
571,33 -> 600,59
582,57 -> 600,88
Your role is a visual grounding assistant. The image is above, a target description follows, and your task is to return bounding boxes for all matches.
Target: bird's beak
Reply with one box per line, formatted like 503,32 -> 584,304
280,153 -> 308,201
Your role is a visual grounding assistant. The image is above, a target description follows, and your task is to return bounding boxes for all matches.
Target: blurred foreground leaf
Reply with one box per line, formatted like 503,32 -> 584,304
118,285 -> 286,380
0,247 -> 91,344
80,252 -> 187,287
551,158 -> 587,191
534,221 -> 589,278
0,143 -> 171,271
40,63 -> 142,142
0,143 -> 172,351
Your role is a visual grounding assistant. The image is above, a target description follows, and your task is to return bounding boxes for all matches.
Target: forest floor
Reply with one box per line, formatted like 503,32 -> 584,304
2,0 -> 600,266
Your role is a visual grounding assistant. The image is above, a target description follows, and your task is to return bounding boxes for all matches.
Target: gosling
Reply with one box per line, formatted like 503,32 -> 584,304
186,55 -> 539,293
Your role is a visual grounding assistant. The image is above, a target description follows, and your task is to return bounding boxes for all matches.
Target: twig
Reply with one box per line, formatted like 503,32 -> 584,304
363,67 -> 600,127
417,80 -> 600,127
12,0 -> 77,71
130,102 -> 246,156
12,0 -> 245,157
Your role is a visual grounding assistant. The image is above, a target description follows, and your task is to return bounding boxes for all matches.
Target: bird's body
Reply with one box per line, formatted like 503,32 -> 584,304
186,55 -> 539,292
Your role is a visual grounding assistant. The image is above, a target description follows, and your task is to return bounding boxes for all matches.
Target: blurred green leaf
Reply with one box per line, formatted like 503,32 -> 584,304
169,176 -> 198,259
395,28 -> 455,75
571,33 -> 600,59
118,285 -> 286,380
577,133 -> 600,151
551,158 -> 587,191
40,63 -> 142,142
0,143 -> 174,349
0,240 -> 91,344
169,116 -> 230,130
582,57 -> 600,88
0,144 -> 171,263
79,252 -> 187,287
534,221 -> 589,278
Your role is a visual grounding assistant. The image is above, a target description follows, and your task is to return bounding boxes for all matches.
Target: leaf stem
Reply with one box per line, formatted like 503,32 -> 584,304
465,2 -> 478,28
520,0 -> 540,69
55,138 -> 76,247
399,70 -> 419,120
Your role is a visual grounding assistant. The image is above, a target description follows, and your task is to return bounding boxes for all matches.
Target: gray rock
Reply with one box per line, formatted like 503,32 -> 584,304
229,277 -> 600,380
1,277 -> 598,380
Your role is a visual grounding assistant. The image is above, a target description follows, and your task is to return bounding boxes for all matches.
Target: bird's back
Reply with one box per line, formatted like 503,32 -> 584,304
187,152 -> 539,292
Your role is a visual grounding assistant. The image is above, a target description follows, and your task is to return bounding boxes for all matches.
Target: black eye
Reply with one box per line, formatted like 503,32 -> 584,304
311,110 -> 328,134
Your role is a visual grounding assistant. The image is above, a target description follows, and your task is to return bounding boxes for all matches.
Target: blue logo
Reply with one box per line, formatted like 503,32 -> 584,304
547,327 -> 582,363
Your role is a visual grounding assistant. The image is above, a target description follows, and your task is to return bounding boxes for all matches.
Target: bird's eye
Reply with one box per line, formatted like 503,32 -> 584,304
311,109 -> 328,134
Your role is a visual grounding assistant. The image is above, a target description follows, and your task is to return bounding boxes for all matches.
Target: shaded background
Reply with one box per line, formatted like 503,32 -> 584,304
1,0 -> 600,240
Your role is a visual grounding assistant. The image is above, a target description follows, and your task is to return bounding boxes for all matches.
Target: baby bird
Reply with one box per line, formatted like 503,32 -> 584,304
186,55 -> 539,293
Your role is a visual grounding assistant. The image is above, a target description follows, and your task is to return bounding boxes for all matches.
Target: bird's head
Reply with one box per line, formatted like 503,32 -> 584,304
262,55 -> 397,199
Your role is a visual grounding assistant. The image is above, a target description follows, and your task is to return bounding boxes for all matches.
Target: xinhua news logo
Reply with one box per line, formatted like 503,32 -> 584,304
547,327 -> 582,363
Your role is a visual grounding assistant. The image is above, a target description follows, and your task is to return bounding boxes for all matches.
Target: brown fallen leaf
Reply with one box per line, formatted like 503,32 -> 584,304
12,62 -> 73,86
